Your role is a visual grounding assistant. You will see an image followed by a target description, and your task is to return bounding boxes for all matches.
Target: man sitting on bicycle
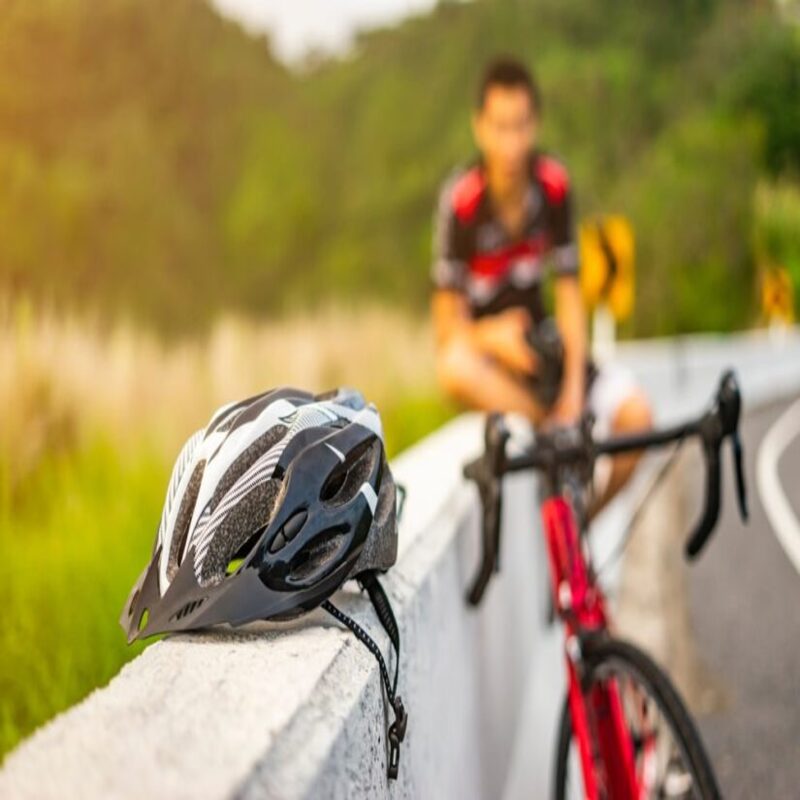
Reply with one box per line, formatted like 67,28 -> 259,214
431,57 -> 652,514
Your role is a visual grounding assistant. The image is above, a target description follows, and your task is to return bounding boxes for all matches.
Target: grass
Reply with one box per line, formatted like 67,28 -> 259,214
382,390 -> 459,458
0,299 -> 458,759
0,432 -> 166,756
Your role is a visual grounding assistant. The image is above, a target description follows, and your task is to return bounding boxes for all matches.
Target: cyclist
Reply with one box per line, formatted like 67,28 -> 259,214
431,57 -> 652,514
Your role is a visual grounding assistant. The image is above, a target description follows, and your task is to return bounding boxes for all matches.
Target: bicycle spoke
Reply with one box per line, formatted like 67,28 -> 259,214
605,662 -> 699,799
559,656 -> 709,800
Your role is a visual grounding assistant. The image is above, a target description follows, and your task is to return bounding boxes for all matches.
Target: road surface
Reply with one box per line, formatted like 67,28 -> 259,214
690,394 -> 800,798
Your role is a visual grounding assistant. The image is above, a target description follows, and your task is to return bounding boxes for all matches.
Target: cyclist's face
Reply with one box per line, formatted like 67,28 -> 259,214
473,86 -> 537,184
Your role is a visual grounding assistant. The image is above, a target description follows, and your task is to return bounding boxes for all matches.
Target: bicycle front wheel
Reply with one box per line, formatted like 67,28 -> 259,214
553,637 -> 721,800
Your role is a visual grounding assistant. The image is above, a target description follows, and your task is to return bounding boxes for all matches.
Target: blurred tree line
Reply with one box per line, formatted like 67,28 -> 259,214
0,0 -> 798,336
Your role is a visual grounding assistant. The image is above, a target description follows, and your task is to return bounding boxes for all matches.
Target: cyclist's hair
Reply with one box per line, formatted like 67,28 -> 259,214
476,56 -> 541,114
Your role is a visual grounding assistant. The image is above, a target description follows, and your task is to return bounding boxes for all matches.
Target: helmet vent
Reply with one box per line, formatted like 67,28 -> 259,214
128,591 -> 139,618
207,424 -> 288,513
320,437 -> 380,506
167,459 -> 206,582
137,608 -> 150,633
352,451 -> 398,575
214,413 -> 239,434
198,478 -> 283,586
226,557 -> 245,575
289,526 -> 349,583
205,388 -> 281,438
268,509 -> 307,554
320,469 -> 346,501
171,597 -> 205,622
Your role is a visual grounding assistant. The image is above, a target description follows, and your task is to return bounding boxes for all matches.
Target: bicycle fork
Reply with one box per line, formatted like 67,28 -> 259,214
543,496 -> 639,800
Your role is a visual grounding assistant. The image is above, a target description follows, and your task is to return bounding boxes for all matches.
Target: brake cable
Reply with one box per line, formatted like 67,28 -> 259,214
594,433 -> 687,579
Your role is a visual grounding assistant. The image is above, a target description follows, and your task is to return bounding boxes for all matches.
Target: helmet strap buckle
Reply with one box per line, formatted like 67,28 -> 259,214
322,572 -> 407,781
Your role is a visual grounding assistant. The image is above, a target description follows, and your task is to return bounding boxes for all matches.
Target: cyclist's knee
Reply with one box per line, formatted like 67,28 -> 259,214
435,335 -> 483,398
612,390 -> 653,437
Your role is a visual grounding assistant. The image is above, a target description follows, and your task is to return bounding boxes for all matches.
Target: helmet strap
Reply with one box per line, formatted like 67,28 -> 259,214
322,571 -> 407,780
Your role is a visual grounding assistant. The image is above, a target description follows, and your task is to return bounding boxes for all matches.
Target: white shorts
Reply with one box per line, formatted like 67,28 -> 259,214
586,361 -> 642,495
586,361 -> 640,437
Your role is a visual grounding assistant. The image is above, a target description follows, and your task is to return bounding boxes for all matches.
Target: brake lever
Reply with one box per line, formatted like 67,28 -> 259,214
685,426 -> 722,560
731,431 -> 749,522
464,413 -> 508,606
685,370 -> 747,559
717,369 -> 748,522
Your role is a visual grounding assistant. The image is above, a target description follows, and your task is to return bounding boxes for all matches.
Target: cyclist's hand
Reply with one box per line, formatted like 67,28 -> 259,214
548,401 -> 581,428
475,308 -> 538,375
548,385 -> 583,427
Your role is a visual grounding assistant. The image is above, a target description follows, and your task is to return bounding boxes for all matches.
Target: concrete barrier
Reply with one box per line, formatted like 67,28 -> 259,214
2,328 -> 800,800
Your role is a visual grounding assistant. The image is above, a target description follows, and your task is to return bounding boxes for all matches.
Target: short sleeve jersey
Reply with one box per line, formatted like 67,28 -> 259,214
431,151 -> 579,322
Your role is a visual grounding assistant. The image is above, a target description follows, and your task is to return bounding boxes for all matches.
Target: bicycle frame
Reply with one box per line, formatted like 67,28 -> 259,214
541,491 -> 638,799
464,372 -> 748,798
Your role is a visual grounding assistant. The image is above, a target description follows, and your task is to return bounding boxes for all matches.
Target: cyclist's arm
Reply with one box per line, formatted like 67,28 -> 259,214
431,288 -> 469,348
552,275 -> 586,424
431,171 -> 468,338
547,170 -> 586,424
431,290 -> 534,374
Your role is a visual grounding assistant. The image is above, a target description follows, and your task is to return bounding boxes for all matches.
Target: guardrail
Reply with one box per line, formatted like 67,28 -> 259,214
2,327 -> 800,800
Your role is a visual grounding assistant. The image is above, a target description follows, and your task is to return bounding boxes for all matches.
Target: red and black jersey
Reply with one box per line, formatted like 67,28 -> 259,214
431,150 -> 579,322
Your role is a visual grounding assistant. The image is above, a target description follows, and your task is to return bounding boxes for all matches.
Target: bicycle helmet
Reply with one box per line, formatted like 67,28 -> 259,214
120,386 -> 407,777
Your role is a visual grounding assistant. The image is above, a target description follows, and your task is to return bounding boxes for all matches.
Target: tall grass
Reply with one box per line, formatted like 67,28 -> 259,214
0,297 -> 455,758
0,435 -> 163,753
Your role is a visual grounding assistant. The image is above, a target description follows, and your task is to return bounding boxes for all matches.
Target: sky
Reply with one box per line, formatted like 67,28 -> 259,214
210,0 -> 439,65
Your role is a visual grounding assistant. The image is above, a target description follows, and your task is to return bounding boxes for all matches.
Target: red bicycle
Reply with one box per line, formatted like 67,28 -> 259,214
463,371 -> 749,799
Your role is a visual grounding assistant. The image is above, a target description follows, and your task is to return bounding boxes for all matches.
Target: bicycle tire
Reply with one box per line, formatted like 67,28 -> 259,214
553,637 -> 721,800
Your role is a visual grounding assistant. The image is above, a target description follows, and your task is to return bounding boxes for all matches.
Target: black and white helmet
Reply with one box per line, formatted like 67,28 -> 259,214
121,386 -> 398,642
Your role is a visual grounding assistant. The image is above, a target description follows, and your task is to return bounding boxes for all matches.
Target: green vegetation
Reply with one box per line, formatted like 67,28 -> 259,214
0,0 -> 798,334
0,434 -> 163,755
754,179 -> 800,290
382,391 -> 459,458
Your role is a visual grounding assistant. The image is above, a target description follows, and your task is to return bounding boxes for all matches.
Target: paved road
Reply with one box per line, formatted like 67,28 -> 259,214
689,395 -> 800,798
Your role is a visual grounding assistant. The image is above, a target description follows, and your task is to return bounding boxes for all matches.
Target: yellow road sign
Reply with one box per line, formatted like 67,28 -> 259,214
761,267 -> 795,324
579,215 -> 635,321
